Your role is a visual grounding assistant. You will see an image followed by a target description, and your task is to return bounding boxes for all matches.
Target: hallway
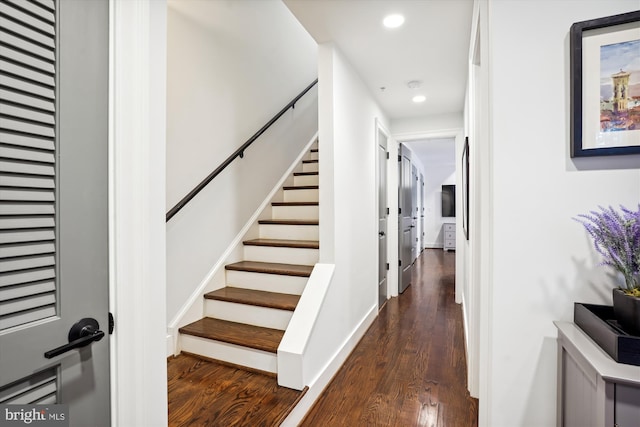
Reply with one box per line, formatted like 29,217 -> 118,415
301,249 -> 478,426
167,249 -> 477,426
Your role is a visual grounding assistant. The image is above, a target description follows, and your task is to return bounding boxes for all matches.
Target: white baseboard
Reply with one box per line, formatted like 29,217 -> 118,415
461,292 -> 469,374
424,243 -> 444,249
280,304 -> 378,426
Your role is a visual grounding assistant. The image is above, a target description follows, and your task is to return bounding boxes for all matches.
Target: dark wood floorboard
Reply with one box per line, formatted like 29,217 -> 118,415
178,318 -> 283,353
167,353 -> 304,426
225,261 -> 313,277
301,249 -> 478,427
205,287 -> 300,311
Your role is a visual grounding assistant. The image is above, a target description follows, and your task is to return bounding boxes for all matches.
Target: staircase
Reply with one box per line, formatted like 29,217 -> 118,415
179,145 -> 319,378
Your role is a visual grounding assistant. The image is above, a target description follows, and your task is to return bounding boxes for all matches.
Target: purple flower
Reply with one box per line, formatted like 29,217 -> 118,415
575,204 -> 640,290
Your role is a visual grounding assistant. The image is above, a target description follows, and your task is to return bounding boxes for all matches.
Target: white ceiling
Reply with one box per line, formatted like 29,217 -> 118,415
283,0 -> 474,120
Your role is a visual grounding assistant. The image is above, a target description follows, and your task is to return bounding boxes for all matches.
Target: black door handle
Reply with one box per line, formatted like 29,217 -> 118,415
379,231 -> 385,236
44,318 -> 105,359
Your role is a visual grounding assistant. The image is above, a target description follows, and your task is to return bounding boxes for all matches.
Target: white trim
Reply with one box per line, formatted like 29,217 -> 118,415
279,303 -> 378,426
393,127 -> 464,143
477,0 -> 493,424
108,1 -> 116,422
166,133 -> 318,356
277,263 -> 335,389
375,118 -> 392,304
461,291 -> 470,394
181,335 -> 278,373
110,1 -> 167,426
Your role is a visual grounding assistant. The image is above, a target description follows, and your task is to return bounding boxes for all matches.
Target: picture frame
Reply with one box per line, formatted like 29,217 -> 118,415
461,136 -> 469,240
570,10 -> 640,157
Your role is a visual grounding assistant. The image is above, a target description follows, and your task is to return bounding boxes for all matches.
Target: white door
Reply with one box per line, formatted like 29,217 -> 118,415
377,128 -> 387,309
0,0 -> 110,424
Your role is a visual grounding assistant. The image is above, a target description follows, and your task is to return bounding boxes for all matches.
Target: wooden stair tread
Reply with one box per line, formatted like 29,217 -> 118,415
283,185 -> 319,190
258,219 -> 319,226
293,171 -> 318,176
244,238 -> 319,249
310,148 -> 318,152
179,318 -> 283,353
225,261 -> 313,277
302,159 -> 319,164
205,287 -> 299,311
272,201 -> 318,206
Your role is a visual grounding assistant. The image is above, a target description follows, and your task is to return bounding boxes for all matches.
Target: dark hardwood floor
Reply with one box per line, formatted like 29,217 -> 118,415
301,249 -> 478,426
168,353 -> 305,426
167,249 -> 477,426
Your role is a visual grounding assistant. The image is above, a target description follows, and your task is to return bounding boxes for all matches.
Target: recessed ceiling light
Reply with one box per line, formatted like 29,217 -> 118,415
412,95 -> 426,103
383,14 -> 405,29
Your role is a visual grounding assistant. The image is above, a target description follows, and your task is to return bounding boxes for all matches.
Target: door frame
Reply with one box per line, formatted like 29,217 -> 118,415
393,129 -> 464,303
375,119 -> 390,307
109,1 -> 167,425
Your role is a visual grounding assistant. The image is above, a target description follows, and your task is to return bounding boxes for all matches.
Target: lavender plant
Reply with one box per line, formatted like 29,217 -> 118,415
575,204 -> 640,296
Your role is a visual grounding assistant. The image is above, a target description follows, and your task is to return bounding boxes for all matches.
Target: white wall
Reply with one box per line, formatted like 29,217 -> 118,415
165,0 -> 318,325
287,43 -> 390,413
423,163 -> 455,248
166,0 -> 317,208
317,41 -> 390,357
479,1 -> 640,426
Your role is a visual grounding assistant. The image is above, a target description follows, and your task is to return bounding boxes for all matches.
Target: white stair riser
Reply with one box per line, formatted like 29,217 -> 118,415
272,205 -> 318,220
180,334 -> 277,373
302,162 -> 318,172
226,270 -> 307,295
244,245 -> 319,265
308,152 -> 318,161
259,224 -> 319,240
204,300 -> 292,330
294,175 -> 319,186
284,188 -> 319,203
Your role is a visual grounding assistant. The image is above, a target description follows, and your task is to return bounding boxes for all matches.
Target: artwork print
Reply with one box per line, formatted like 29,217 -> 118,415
600,39 -> 640,133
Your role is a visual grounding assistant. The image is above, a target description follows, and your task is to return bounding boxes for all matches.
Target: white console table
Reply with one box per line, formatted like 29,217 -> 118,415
555,321 -> 640,427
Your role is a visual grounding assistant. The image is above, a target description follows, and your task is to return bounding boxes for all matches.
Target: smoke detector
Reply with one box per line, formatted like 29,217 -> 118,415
407,80 -> 422,89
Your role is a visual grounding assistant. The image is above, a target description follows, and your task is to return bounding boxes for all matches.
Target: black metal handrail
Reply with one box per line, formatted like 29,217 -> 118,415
166,79 -> 318,222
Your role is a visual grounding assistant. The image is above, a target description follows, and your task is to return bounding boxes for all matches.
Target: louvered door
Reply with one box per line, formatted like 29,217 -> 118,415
0,0 -> 110,424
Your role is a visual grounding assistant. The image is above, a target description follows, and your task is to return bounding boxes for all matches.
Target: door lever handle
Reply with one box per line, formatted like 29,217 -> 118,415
379,231 -> 385,236
44,318 -> 105,359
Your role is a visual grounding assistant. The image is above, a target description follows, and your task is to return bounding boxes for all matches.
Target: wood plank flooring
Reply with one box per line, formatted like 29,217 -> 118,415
168,249 -> 477,426
301,249 -> 478,426
168,353 -> 305,426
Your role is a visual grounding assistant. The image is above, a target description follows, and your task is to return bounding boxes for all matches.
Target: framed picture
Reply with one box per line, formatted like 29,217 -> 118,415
570,11 -> 640,157
461,136 -> 469,240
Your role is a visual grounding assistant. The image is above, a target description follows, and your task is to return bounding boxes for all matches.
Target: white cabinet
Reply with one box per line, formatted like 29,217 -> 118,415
555,322 -> 640,427
443,223 -> 455,251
